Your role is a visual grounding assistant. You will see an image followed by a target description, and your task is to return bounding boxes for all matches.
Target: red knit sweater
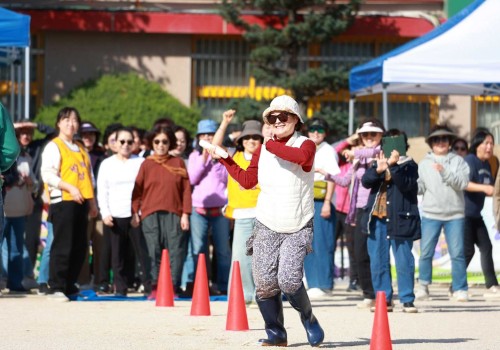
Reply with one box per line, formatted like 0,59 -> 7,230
132,157 -> 192,219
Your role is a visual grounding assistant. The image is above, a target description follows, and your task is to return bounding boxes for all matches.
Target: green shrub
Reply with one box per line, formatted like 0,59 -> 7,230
35,73 -> 201,136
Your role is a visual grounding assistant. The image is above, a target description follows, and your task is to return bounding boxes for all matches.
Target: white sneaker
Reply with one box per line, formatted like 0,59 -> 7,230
452,290 -> 469,302
48,292 -> 70,302
415,285 -> 429,300
357,298 -> 375,309
307,288 -> 328,299
484,286 -> 500,299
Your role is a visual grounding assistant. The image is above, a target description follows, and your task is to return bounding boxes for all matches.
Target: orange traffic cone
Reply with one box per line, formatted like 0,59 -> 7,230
156,249 -> 175,307
226,261 -> 249,331
190,253 -> 211,316
370,291 -> 392,350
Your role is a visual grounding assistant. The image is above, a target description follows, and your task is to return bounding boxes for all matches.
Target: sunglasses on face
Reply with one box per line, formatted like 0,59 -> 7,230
454,145 -> 467,151
242,135 -> 262,141
153,139 -> 169,145
431,136 -> 449,144
309,127 -> 325,134
360,132 -> 380,138
119,139 -> 134,146
267,112 -> 290,125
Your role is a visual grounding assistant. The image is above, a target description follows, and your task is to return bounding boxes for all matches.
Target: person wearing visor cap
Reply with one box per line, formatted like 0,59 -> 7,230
303,118 -> 340,299
12,118 -> 57,291
208,95 -> 324,347
318,118 -> 384,310
416,125 -> 470,302
212,110 -> 263,305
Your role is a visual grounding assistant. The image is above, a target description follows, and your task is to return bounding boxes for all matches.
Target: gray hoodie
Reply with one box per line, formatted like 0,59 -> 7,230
418,152 -> 470,220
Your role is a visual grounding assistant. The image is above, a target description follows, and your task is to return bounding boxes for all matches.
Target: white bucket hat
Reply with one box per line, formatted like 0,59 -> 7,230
262,95 -> 304,123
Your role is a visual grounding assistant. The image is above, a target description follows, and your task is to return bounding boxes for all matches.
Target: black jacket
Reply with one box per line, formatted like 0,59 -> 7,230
360,157 -> 421,241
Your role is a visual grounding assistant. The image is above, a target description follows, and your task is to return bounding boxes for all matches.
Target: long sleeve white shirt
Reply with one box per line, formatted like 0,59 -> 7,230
97,154 -> 144,218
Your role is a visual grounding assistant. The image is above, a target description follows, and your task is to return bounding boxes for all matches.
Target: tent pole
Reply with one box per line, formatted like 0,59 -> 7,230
348,96 -> 355,135
10,49 -> 15,119
17,60 -> 22,121
24,47 -> 30,120
382,84 -> 389,130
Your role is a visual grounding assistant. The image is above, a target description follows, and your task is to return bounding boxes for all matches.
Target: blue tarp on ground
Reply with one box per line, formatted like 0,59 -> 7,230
0,7 -> 30,47
72,289 -> 228,302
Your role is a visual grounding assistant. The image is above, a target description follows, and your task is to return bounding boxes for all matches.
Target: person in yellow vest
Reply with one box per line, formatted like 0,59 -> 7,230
41,107 -> 98,301
213,110 -> 263,304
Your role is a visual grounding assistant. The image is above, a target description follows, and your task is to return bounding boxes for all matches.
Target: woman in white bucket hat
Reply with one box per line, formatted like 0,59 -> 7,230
209,95 -> 324,347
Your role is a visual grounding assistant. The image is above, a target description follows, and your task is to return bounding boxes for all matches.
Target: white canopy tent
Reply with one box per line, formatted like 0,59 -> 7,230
348,0 -> 500,133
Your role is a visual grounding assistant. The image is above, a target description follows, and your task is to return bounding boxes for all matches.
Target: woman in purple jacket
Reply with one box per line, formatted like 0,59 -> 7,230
188,119 -> 231,294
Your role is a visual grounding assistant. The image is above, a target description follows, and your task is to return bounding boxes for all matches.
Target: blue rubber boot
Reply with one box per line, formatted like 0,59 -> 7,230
284,284 -> 324,347
256,293 -> 287,347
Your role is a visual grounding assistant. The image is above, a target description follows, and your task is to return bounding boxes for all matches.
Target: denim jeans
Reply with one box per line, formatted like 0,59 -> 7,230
1,235 -> 34,281
181,235 -> 195,289
37,222 -> 54,284
1,216 -> 27,290
190,210 -> 231,292
367,217 -> 415,303
228,218 -> 255,302
304,201 -> 336,290
419,217 -> 468,291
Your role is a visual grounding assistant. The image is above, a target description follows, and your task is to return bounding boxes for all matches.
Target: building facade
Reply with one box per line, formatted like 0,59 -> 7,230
1,0 -> 498,140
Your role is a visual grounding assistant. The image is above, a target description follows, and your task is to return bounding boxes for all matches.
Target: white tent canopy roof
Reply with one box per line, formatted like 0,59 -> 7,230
349,0 -> 500,96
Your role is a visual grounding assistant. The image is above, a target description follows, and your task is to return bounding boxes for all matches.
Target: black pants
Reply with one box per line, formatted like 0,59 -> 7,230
335,211 -> 358,282
354,209 -> 375,299
464,216 -> 498,288
108,217 -> 151,294
48,201 -> 89,294
98,225 -> 112,287
25,196 -> 44,269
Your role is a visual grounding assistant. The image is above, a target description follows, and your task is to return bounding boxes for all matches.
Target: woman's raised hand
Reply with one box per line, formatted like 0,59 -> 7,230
222,109 -> 236,124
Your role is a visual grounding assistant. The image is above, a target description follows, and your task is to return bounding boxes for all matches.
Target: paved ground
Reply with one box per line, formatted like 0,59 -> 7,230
1,281 -> 500,350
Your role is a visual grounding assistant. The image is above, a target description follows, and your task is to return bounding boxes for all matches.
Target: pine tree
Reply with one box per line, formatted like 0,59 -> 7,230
219,0 -> 361,110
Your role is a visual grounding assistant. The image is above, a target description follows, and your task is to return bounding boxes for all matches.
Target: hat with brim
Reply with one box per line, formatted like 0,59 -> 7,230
357,122 -> 384,134
426,129 -> 456,144
236,120 -> 263,143
262,95 -> 304,124
80,122 -> 100,134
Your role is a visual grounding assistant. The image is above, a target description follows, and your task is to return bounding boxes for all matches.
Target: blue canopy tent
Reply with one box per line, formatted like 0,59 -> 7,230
347,0 -> 500,133
0,7 -> 30,120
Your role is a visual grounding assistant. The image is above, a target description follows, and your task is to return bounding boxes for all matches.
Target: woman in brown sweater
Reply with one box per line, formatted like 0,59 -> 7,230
132,126 -> 192,297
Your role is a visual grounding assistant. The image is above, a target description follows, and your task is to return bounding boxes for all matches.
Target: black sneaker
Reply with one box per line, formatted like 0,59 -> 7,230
97,284 -> 111,295
346,280 -> 360,292
402,302 -> 418,313
37,283 -> 49,296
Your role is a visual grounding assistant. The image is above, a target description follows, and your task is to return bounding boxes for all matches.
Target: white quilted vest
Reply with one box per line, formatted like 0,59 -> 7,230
256,132 -> 314,233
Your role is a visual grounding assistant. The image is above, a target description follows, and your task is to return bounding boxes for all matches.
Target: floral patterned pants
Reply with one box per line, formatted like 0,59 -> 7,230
247,219 -> 313,299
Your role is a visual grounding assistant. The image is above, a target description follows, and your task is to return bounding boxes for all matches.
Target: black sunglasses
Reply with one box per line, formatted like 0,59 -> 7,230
267,112 -> 290,125
119,139 -> 134,146
454,146 -> 467,151
242,135 -> 262,141
309,126 -> 325,134
360,132 -> 380,138
153,139 -> 169,145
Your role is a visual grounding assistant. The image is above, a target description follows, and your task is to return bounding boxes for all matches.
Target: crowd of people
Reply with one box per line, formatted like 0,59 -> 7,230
1,95 -> 500,344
